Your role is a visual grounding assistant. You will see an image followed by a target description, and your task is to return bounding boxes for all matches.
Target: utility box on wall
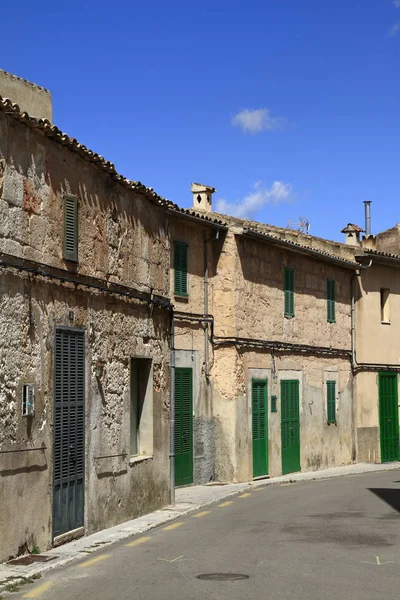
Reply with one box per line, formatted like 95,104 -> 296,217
22,384 -> 35,417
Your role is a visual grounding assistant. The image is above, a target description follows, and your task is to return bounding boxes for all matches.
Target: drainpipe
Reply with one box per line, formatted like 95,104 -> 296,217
204,229 -> 220,380
169,310 -> 175,505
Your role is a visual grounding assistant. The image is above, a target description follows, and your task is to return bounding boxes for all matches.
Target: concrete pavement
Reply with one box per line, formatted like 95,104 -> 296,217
0,461 -> 399,596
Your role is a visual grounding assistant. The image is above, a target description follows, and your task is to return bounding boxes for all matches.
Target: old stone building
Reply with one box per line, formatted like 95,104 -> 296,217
1,70 -> 399,564
0,81 -> 173,562
170,187 -> 364,485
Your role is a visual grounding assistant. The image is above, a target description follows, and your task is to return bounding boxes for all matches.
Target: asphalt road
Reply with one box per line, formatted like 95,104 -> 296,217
13,470 -> 400,600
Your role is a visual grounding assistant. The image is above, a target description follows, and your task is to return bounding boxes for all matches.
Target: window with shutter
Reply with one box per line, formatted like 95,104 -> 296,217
63,196 -> 78,262
284,268 -> 295,317
327,380 -> 336,423
174,241 -> 188,296
327,279 -> 336,323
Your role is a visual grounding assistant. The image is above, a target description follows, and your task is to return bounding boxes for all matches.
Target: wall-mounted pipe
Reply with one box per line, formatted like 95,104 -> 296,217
351,259 -> 373,369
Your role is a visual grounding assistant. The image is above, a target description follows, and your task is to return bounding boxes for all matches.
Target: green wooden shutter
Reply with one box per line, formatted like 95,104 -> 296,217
252,379 -> 268,477
174,241 -> 188,296
63,196 -> 78,262
327,380 -> 336,423
327,279 -> 336,323
284,268 -> 294,317
174,367 -> 193,486
379,373 -> 399,462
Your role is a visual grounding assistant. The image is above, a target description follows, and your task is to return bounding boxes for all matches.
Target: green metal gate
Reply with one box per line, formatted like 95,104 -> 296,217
53,328 -> 85,538
252,379 -> 268,478
379,373 -> 399,462
281,379 -> 301,475
174,368 -> 193,486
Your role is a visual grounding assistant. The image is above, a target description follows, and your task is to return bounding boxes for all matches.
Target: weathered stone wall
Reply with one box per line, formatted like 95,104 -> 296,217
375,224 -> 400,255
0,111 -> 171,562
233,233 -> 352,349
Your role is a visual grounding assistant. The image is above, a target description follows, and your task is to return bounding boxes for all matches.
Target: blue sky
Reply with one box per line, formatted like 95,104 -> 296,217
1,1 -> 400,241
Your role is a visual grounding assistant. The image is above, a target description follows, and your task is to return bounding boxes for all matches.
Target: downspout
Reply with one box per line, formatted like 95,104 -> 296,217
204,229 -> 220,379
169,309 -> 175,505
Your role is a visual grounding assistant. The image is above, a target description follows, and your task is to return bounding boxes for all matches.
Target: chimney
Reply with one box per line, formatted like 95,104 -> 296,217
191,183 -> 216,213
364,201 -> 371,237
341,223 -> 364,246
0,69 -> 52,122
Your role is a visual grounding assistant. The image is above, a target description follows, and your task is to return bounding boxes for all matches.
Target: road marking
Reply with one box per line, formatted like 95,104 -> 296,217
158,555 -> 184,563
78,554 -> 110,568
163,522 -> 183,531
23,582 -> 54,598
252,487 -> 266,491
125,536 -> 152,547
218,501 -> 233,507
239,493 -> 251,498
279,483 -> 294,486
362,556 -> 395,566
192,511 -> 210,518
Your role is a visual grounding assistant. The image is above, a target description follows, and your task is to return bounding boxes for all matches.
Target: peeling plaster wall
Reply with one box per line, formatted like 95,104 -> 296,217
211,349 -> 354,483
0,111 -> 171,562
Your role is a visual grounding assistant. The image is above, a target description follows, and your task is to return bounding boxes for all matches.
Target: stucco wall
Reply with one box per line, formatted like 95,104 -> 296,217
356,265 -> 400,365
0,70 -> 52,122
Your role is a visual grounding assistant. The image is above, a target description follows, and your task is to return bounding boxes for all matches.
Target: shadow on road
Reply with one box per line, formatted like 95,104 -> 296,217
369,488 -> 400,513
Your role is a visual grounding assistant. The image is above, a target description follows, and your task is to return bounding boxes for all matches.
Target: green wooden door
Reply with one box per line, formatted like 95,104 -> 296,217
379,373 -> 399,462
281,380 -> 301,475
53,328 -> 85,538
252,379 -> 268,477
174,368 -> 193,486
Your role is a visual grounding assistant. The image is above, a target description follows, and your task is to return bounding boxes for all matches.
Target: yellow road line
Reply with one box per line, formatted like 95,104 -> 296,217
192,511 -> 211,518
23,582 -> 54,598
218,501 -> 233,507
125,536 -> 152,547
78,554 -> 110,568
163,522 -> 184,531
239,493 -> 251,498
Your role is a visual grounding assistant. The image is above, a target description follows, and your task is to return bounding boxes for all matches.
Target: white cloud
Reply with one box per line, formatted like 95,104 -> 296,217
394,1 -> 400,8
231,108 -> 286,134
390,20 -> 400,35
215,181 -> 293,219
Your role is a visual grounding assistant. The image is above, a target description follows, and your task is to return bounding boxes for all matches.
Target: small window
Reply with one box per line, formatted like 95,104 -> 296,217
327,380 -> 336,424
380,288 -> 390,323
63,195 -> 78,262
271,395 -> 278,413
284,268 -> 294,317
174,241 -> 188,296
327,279 -> 336,323
130,358 -> 153,457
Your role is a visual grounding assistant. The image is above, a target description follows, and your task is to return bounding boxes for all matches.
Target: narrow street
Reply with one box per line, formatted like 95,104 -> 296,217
10,470 -> 400,600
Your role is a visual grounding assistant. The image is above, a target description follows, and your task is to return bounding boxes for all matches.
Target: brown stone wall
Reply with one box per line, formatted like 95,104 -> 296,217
0,111 -> 171,562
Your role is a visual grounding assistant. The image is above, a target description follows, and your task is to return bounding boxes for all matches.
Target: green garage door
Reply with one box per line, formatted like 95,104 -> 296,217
174,368 -> 193,486
379,373 -> 399,462
252,379 -> 268,478
281,380 -> 300,475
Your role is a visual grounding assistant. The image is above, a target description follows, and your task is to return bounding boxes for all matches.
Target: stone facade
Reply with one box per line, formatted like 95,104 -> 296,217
170,204 -> 358,485
0,106 -> 171,562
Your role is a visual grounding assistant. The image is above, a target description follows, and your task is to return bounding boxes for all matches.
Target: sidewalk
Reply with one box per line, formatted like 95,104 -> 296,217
1,461 -> 399,593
